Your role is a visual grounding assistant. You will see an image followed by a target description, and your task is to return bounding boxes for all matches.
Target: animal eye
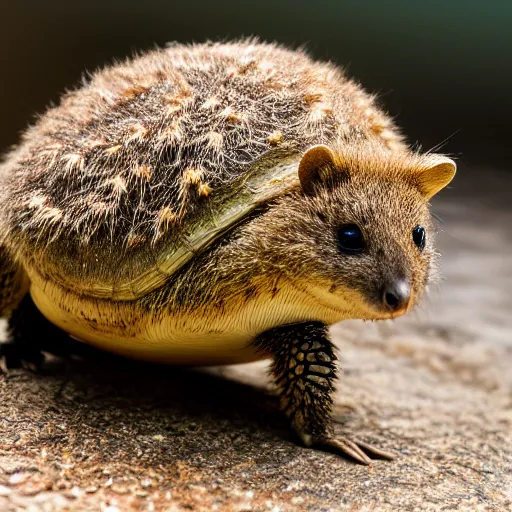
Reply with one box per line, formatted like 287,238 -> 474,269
412,225 -> 426,251
337,224 -> 365,255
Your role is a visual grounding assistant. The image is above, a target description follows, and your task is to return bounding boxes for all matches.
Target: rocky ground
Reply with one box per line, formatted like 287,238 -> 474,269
0,168 -> 511,511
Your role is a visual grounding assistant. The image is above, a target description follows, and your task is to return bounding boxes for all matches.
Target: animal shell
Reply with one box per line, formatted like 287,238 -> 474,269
1,42 -> 405,301
120,157 -> 300,299
35,155 -> 302,301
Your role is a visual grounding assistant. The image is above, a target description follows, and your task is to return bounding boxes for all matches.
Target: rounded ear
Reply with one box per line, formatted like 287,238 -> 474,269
298,145 -> 338,194
414,156 -> 456,200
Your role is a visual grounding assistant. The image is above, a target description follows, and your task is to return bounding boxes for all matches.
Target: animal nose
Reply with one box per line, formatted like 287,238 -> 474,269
382,280 -> 410,312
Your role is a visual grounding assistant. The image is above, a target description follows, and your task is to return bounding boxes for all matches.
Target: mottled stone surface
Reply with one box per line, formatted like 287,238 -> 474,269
0,170 -> 511,511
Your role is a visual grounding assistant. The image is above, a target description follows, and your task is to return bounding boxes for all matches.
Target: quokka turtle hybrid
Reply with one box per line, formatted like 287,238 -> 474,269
0,41 -> 455,464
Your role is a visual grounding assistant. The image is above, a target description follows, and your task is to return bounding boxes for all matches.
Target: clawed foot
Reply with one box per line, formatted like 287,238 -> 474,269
313,435 -> 395,465
255,322 -> 397,466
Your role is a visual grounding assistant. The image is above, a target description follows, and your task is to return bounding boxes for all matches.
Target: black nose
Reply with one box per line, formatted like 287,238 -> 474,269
382,280 -> 410,312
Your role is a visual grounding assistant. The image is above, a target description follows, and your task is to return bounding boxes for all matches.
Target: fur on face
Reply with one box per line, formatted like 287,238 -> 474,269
254,142 -> 454,319
176,141 -> 455,322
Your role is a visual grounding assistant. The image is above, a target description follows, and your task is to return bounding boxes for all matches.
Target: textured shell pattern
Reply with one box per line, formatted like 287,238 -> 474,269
0,41 -> 403,299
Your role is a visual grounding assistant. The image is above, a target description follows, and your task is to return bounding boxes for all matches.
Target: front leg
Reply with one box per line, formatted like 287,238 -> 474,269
255,322 -> 394,465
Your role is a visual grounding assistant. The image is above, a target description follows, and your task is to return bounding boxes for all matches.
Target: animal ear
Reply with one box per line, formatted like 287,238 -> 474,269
298,145 -> 339,194
413,156 -> 456,200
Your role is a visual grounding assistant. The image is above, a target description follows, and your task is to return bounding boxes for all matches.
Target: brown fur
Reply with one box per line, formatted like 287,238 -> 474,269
0,40 -> 453,333
0,40 -> 407,295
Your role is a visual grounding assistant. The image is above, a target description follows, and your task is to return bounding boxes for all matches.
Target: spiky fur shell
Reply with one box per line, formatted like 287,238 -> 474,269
0,40 -> 405,294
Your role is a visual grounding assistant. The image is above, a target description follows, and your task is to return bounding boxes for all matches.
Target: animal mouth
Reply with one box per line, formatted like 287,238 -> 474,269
310,285 -> 417,321
286,276 -> 417,322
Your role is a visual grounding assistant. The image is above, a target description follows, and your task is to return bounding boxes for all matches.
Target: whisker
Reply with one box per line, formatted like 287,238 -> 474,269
425,129 -> 462,155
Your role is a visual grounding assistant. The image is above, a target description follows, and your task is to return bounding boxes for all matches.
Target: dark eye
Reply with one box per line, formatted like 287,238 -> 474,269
412,225 -> 426,251
337,224 -> 365,255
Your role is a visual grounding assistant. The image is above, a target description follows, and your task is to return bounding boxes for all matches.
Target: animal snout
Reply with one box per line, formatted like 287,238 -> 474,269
382,279 -> 410,313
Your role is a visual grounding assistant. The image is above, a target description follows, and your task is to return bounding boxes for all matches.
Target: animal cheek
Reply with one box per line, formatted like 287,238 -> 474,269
411,260 -> 432,296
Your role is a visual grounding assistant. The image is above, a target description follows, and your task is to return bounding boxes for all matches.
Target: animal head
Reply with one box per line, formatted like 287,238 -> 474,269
260,142 -> 456,321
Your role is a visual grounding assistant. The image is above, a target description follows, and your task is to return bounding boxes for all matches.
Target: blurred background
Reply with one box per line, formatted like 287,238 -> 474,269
1,1 -> 511,187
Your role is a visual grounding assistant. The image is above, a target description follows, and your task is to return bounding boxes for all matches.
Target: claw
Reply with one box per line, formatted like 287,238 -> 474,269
315,436 -> 395,465
354,439 -> 395,461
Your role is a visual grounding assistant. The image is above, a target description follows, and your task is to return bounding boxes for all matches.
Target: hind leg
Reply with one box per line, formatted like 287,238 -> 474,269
0,246 -> 29,319
2,293 -> 48,369
0,248 -> 45,369
2,293 -> 106,371
0,248 -> 99,370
